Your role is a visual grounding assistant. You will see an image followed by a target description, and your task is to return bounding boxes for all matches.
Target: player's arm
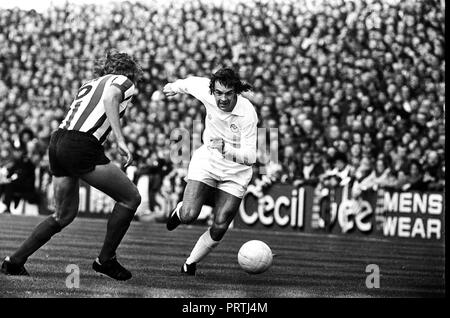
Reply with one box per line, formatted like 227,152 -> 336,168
103,85 -> 132,168
222,117 -> 258,166
163,76 -> 210,101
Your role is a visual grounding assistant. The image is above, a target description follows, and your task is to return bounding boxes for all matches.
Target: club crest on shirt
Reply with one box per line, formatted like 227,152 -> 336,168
230,123 -> 240,133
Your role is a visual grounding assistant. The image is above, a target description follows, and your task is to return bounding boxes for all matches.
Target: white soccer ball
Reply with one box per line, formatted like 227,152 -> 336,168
238,240 -> 273,274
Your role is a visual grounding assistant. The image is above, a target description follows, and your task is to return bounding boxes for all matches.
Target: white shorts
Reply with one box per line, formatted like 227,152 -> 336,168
186,145 -> 253,198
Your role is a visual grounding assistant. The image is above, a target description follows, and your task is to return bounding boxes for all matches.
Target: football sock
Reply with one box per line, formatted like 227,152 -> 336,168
175,201 -> 182,219
10,216 -> 63,265
186,228 -> 220,265
98,203 -> 136,264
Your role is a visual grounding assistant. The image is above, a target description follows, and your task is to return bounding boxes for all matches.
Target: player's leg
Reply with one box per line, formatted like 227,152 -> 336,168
166,180 -> 214,230
182,188 -> 242,275
80,162 -> 141,280
209,191 -> 241,241
2,176 -> 79,275
167,145 -> 217,230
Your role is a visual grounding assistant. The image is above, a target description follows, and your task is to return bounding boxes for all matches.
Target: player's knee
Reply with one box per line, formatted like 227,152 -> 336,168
53,211 -> 76,228
210,223 -> 229,241
179,205 -> 199,224
132,191 -> 142,209
122,189 -> 141,210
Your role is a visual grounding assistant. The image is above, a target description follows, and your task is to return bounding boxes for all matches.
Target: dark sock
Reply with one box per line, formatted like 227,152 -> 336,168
98,203 -> 136,264
10,216 -> 62,265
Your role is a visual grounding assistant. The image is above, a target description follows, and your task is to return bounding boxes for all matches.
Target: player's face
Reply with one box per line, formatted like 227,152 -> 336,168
213,82 -> 237,112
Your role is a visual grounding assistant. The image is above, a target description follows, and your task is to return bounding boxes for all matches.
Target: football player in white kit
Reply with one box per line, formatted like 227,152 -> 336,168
163,67 -> 258,275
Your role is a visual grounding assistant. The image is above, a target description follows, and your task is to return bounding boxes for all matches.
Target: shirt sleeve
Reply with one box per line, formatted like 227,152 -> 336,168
170,76 -> 211,103
110,75 -> 135,102
223,112 -> 258,166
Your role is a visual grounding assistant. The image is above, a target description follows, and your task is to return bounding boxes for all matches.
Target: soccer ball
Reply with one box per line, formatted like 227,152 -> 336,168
238,240 -> 273,274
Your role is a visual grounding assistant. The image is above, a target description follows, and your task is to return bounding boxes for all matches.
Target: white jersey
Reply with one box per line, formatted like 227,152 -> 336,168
60,74 -> 135,144
171,76 -> 258,177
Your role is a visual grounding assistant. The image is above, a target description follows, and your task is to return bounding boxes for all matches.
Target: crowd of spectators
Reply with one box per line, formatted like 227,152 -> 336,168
0,0 -> 445,212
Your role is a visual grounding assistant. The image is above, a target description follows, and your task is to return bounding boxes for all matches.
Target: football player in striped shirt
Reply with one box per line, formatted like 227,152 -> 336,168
1,51 -> 143,281
163,67 -> 258,275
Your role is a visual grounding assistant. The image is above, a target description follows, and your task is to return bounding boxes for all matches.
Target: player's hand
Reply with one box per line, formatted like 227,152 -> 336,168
209,138 -> 224,154
118,141 -> 133,168
163,83 -> 177,97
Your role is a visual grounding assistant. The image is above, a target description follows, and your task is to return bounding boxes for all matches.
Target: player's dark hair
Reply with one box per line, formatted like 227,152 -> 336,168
209,67 -> 252,95
94,50 -> 143,84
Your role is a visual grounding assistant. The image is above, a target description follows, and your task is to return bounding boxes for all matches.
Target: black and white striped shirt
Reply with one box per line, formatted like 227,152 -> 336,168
59,74 -> 135,144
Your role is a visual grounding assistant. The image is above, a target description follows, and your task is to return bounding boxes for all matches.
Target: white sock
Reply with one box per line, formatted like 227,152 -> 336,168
186,229 -> 220,265
175,201 -> 183,219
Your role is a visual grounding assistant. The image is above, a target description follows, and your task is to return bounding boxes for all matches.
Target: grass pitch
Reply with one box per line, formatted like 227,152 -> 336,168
0,214 -> 444,298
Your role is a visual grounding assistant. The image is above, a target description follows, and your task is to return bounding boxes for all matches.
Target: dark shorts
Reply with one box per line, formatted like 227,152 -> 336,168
48,129 -> 110,177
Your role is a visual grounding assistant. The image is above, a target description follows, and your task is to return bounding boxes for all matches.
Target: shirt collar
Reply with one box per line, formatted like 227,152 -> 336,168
230,97 -> 246,117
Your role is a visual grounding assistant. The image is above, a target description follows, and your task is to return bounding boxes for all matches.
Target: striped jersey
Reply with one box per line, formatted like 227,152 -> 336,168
59,74 -> 135,144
